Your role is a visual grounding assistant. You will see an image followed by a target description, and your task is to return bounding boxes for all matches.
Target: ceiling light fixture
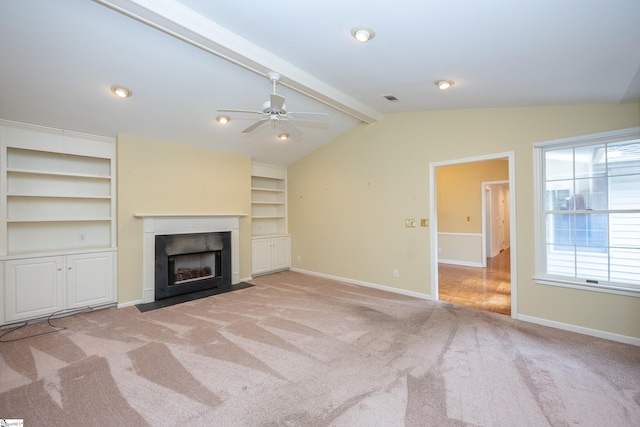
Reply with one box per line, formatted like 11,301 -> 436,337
278,133 -> 289,141
216,115 -> 230,124
110,85 -> 132,98
351,27 -> 375,43
435,80 -> 454,90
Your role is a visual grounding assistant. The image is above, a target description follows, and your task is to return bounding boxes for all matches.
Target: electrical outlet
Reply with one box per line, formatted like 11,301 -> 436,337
393,269 -> 399,278
420,219 -> 428,227
297,255 -> 301,262
466,216 -> 471,221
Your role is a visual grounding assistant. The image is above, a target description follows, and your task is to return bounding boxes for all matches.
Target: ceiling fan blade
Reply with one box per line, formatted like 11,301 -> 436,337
279,119 -> 303,136
242,119 -> 269,133
217,108 -> 262,115
270,94 -> 285,111
287,111 -> 329,122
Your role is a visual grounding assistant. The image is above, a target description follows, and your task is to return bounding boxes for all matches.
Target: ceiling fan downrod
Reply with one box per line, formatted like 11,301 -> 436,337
267,71 -> 281,94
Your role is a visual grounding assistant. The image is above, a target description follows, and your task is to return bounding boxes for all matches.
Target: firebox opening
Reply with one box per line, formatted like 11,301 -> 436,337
155,231 -> 231,300
169,250 -> 221,285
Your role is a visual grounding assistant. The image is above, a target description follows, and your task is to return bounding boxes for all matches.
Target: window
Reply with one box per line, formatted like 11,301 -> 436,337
534,127 -> 640,297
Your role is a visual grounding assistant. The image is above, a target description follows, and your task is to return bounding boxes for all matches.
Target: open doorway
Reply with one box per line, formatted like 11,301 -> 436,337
429,152 -> 517,317
484,180 -> 510,264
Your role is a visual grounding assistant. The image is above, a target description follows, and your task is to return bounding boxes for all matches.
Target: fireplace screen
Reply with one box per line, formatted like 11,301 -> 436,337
155,231 -> 231,300
169,251 -> 220,285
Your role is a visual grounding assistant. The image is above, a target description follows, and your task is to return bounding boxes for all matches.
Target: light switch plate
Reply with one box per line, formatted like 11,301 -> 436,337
405,218 -> 416,227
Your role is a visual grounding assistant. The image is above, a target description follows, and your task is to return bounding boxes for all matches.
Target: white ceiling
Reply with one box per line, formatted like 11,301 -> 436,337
1,0 -> 639,166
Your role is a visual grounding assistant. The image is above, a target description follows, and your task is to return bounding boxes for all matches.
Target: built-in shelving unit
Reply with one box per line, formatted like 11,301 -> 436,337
0,121 -> 117,325
5,147 -> 113,254
251,163 -> 287,237
251,163 -> 290,275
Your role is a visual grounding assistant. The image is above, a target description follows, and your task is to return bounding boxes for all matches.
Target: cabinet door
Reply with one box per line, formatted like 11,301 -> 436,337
252,238 -> 272,275
66,252 -> 114,309
271,236 -> 291,271
4,256 -> 64,322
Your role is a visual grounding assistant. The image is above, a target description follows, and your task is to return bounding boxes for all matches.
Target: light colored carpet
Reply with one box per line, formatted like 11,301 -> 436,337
1,271 -> 638,426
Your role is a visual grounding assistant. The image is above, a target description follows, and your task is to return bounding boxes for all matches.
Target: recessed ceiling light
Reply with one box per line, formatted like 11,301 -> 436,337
216,115 -> 230,124
278,133 -> 289,141
435,80 -> 455,90
351,27 -> 375,43
110,85 -> 132,98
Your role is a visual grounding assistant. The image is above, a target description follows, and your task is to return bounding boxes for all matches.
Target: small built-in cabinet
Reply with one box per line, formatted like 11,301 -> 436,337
4,251 -> 114,323
4,256 -> 64,323
251,163 -> 290,275
252,236 -> 290,276
0,121 -> 117,325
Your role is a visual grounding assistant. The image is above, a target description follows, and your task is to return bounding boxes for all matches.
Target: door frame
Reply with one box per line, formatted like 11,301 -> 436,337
429,151 -> 518,318
482,180 -> 509,266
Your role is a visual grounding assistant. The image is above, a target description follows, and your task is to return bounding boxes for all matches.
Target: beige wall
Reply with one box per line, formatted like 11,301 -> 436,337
116,134 -> 252,304
288,103 -> 640,339
437,159 -> 508,233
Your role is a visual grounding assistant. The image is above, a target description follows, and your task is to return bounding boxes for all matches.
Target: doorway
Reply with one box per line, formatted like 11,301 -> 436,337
484,181 -> 510,264
429,152 -> 517,317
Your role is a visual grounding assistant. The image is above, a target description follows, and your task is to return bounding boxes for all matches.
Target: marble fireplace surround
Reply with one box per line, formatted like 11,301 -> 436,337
135,214 -> 245,303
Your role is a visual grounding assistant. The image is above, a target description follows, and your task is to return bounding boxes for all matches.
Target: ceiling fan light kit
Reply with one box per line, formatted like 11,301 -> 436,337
216,115 -> 230,124
278,133 -> 289,140
351,27 -> 375,43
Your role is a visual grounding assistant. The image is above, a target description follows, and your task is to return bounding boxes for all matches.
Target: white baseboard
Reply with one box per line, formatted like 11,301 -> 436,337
117,300 -> 142,309
291,268 -> 639,347
438,259 -> 483,267
290,268 -> 434,301
518,314 -> 640,347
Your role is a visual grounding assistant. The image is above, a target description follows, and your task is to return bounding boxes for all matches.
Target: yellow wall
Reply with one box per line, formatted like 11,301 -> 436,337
437,159 -> 508,233
116,134 -> 251,304
288,103 -> 640,339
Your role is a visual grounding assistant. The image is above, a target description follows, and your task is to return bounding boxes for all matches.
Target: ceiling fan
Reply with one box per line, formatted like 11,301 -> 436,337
217,72 -> 329,137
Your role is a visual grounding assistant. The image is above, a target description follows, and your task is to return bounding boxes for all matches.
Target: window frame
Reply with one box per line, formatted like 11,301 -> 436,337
533,126 -> 640,298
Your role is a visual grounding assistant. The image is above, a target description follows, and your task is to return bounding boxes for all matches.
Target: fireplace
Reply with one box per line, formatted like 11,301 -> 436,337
154,231 -> 232,300
135,214 -> 244,303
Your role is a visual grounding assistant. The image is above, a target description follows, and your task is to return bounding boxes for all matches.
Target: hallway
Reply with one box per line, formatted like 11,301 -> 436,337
438,248 -> 511,315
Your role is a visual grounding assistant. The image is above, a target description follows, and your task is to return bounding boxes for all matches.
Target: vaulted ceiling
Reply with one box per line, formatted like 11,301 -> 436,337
1,0 -> 639,166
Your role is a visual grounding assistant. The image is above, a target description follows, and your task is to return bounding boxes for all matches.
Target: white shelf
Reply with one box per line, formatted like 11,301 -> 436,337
7,168 -> 111,179
7,147 -> 111,177
8,194 -> 111,199
8,218 -> 112,223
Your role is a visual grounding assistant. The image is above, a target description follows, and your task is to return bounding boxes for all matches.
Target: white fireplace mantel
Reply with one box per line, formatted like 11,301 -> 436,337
135,213 -> 247,303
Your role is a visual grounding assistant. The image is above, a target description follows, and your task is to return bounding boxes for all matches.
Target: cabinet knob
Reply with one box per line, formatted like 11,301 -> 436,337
68,266 -> 72,270
58,268 -> 62,271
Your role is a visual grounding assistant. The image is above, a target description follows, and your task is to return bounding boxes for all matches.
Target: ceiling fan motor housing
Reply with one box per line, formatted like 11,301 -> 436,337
263,100 -> 286,116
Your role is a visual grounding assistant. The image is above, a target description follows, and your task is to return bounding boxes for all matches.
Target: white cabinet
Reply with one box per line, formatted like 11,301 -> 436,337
4,256 -> 64,322
3,251 -> 115,323
66,252 -> 114,309
252,236 -> 291,276
0,121 -> 117,325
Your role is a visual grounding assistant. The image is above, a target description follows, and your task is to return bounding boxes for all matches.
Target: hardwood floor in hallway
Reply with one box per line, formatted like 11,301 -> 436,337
438,248 -> 511,315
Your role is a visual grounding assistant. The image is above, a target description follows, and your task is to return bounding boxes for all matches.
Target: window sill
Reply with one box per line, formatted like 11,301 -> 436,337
534,277 -> 640,298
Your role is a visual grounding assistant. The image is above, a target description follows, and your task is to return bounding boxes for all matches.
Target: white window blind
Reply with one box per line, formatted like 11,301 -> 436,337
534,127 -> 640,297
